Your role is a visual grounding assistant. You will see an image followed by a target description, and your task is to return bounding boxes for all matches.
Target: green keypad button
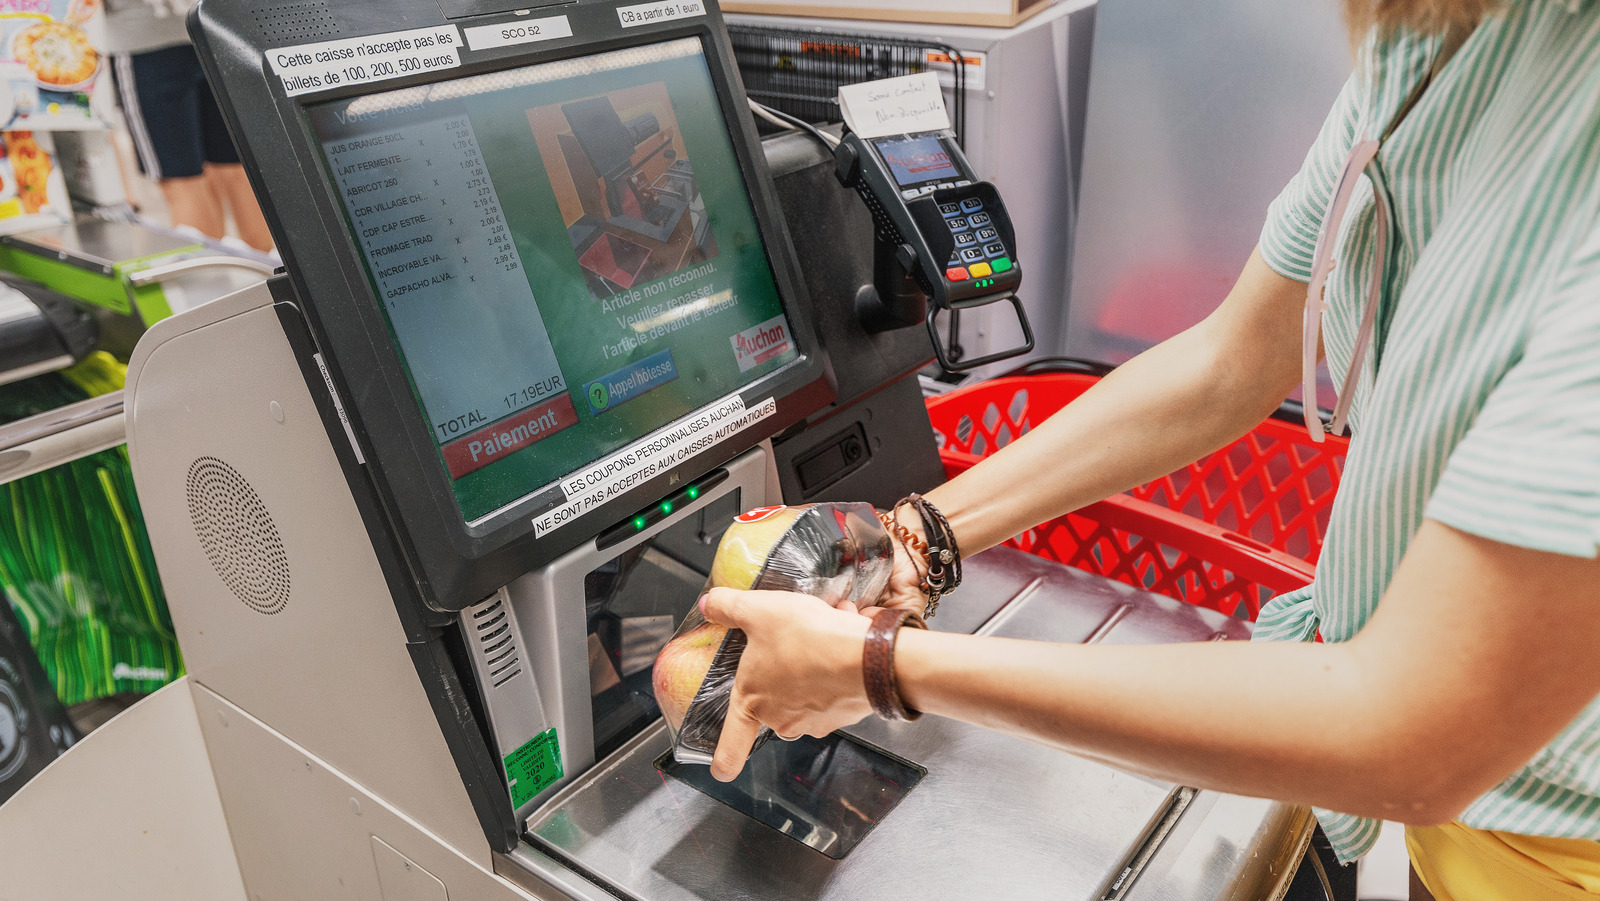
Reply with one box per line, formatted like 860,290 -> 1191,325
992,257 -> 1013,273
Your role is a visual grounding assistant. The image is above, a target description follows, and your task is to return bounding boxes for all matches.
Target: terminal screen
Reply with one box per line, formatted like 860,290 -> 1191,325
308,38 -> 799,521
873,134 -> 960,188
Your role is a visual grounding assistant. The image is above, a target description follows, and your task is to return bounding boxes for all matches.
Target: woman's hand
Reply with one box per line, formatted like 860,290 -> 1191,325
698,587 -> 872,782
833,534 -> 928,618
847,510 -> 928,617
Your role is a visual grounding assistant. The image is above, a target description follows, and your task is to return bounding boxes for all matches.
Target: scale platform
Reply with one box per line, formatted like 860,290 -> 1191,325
513,549 -> 1311,901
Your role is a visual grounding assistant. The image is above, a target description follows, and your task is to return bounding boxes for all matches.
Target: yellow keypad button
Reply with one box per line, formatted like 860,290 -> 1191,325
968,261 -> 993,278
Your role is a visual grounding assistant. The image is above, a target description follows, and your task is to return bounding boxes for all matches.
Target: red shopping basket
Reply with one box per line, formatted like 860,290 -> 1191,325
942,452 -> 1311,620
926,373 -> 1349,565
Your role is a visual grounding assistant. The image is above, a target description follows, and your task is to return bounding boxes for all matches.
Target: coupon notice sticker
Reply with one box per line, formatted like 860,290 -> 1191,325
531,396 -> 777,537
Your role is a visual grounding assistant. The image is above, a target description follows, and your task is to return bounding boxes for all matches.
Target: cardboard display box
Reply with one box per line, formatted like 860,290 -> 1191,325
722,0 -> 1057,29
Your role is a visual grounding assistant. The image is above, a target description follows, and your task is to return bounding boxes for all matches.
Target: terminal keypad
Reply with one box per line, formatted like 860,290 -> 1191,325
941,195 -> 1012,283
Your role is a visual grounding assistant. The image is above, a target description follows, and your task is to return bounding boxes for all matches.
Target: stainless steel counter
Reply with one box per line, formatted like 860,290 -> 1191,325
0,391 -> 124,485
2,218 -> 201,275
509,547 -> 1311,901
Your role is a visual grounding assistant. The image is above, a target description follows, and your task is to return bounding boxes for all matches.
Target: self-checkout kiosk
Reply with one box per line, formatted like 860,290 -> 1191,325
0,0 -> 1316,898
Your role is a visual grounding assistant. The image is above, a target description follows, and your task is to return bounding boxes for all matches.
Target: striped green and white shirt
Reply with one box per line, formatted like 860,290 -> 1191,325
1256,0 -> 1600,862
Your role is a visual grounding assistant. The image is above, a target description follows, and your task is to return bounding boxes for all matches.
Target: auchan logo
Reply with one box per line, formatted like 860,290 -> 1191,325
731,316 -> 793,372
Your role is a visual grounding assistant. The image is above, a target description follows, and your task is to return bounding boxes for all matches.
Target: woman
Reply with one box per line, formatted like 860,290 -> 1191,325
699,1 -> 1600,897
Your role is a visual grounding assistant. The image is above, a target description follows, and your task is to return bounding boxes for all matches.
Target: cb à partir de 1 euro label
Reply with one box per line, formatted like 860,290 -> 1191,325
267,26 -> 463,97
617,0 -> 707,28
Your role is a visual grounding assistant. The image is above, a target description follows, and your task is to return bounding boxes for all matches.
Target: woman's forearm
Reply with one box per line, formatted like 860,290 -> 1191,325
889,521 -> 1600,825
892,631 -> 1428,817
924,248 -> 1306,555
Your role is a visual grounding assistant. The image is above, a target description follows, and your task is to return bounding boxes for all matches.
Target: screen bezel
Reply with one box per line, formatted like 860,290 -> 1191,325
192,1 -> 833,614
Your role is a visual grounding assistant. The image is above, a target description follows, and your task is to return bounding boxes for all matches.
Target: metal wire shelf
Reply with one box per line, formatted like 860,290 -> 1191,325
727,24 -> 968,147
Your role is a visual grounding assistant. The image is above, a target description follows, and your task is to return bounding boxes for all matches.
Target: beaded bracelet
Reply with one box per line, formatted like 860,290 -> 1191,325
877,495 -> 962,618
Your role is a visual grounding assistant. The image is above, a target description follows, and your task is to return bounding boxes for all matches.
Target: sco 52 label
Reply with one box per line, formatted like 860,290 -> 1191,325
463,16 -> 574,51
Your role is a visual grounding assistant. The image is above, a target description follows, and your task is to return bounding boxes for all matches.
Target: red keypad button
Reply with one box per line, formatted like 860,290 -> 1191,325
946,266 -> 970,281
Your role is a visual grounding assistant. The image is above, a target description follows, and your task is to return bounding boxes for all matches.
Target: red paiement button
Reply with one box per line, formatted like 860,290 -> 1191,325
946,266 -> 970,281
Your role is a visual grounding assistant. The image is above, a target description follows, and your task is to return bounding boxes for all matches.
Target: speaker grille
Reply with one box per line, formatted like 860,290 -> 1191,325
252,1 -> 342,42
186,457 -> 290,616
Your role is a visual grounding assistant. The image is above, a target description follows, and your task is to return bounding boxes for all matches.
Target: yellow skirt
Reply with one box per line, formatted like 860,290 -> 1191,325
1407,821 -> 1600,900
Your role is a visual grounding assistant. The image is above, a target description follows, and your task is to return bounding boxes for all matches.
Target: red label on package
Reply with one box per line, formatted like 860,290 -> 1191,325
441,394 -> 578,479
736,505 -> 786,523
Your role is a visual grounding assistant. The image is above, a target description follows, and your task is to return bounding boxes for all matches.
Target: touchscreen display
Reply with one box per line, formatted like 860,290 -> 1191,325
308,39 -> 799,521
873,134 -> 960,187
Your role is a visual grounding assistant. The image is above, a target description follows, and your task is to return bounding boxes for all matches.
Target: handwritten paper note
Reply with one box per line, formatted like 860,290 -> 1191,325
837,72 -> 952,139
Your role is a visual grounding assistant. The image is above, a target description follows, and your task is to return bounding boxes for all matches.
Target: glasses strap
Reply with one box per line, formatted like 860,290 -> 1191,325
1327,193 -> 1389,437
1302,139 -> 1383,442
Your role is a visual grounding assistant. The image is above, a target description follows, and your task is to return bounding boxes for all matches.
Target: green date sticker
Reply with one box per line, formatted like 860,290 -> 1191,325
505,728 -> 563,808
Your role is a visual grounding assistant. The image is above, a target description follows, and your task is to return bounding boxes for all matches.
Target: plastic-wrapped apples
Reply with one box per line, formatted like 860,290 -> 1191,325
652,503 -> 893,765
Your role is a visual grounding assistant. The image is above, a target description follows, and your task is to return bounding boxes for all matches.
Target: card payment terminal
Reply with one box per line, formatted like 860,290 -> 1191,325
834,127 -> 1033,371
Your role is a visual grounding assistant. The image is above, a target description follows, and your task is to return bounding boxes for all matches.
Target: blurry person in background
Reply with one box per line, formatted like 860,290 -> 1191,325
104,0 -> 273,252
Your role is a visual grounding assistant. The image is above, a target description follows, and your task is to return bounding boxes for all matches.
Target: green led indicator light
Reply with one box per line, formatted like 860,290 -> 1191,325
660,501 -> 674,515
633,515 -> 648,531
686,485 -> 700,500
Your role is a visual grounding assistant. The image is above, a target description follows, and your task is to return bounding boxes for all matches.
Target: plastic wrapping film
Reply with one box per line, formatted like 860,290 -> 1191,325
653,503 -> 893,765
0,357 -> 183,706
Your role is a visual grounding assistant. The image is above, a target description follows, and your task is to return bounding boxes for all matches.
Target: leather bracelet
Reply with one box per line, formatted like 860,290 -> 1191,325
913,500 -> 951,594
901,493 -> 961,617
862,607 -> 927,721
921,498 -> 962,590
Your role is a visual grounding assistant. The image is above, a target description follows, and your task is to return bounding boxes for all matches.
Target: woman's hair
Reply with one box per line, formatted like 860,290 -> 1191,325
1344,0 -> 1500,34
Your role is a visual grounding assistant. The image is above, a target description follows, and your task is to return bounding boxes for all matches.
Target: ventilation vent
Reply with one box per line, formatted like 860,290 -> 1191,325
252,1 -> 342,43
472,598 -> 522,687
186,457 -> 290,616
